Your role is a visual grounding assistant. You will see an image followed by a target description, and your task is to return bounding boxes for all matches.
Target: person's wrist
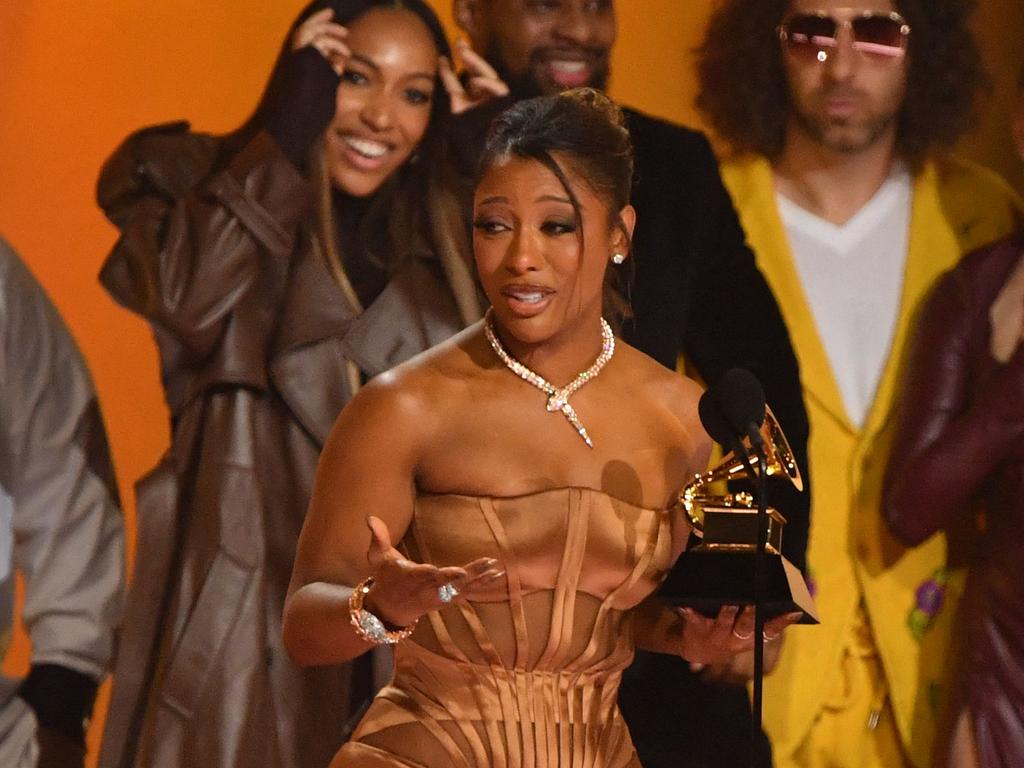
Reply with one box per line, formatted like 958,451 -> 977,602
17,664 -> 97,746
34,724 -> 87,768
363,583 -> 420,629
349,577 -> 418,645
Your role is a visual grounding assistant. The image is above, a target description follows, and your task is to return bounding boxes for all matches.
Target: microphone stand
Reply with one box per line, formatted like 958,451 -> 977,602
728,429 -> 768,768
751,441 -> 768,767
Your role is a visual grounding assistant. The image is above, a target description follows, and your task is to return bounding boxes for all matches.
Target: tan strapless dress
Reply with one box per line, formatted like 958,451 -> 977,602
333,487 -> 675,768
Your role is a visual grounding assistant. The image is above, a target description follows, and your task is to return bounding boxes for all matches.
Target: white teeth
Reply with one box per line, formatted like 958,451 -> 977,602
550,61 -> 587,74
343,136 -> 388,159
512,292 -> 545,304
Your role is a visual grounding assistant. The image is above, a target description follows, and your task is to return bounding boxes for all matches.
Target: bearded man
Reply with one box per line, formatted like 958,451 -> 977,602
696,0 -> 1022,765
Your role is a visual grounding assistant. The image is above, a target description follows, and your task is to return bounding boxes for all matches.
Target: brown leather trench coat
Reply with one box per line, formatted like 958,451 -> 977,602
96,123 -> 478,768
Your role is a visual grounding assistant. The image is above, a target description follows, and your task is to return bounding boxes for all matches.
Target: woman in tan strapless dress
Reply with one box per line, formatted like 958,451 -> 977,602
284,89 -> 800,768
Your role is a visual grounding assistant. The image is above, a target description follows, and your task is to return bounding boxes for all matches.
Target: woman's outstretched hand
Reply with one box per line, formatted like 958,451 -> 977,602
292,7 -> 351,74
676,605 -> 803,666
439,40 -> 510,115
361,515 -> 505,628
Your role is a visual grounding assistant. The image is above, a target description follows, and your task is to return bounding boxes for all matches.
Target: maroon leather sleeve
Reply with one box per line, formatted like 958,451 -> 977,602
883,266 -> 1024,545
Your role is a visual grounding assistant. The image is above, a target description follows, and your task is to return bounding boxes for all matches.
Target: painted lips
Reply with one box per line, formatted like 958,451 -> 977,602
501,285 -> 554,316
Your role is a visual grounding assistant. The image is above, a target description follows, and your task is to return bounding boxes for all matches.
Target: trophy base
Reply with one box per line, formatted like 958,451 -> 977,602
658,549 -> 819,624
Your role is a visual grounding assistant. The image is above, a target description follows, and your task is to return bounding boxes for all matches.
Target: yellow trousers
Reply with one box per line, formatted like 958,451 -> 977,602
778,607 -> 911,768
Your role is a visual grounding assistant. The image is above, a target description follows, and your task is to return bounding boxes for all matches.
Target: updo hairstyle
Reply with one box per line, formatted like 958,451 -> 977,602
477,87 -> 635,253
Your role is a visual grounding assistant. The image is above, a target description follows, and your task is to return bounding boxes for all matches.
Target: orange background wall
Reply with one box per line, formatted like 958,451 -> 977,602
1,2 -> 1021,764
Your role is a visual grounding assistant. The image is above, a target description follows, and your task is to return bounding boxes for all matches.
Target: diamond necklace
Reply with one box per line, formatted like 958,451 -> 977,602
483,308 -> 615,448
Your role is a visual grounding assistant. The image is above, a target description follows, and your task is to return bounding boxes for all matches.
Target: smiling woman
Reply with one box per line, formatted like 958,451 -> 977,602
89,2 -> 500,768
322,9 -> 439,196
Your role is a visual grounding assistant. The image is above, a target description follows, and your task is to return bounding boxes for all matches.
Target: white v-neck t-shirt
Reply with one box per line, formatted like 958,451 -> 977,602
777,167 -> 912,427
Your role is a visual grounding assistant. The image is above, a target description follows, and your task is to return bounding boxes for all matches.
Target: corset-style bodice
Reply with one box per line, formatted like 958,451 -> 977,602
335,487 -> 676,768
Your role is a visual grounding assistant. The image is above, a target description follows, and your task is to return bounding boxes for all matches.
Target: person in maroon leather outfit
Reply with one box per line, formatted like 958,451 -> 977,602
883,73 -> 1024,768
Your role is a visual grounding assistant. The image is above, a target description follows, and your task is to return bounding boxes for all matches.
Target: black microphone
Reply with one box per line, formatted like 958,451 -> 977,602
697,389 -> 740,448
714,368 -> 766,453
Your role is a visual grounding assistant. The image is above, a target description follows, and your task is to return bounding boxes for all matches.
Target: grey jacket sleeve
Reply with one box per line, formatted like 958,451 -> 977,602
0,236 -> 124,681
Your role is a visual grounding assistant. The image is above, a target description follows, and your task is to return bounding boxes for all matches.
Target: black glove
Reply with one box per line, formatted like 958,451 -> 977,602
17,664 -> 97,748
264,46 -> 342,169
35,726 -> 86,768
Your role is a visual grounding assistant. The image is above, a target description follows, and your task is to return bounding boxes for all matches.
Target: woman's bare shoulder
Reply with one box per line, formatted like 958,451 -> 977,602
614,340 -> 704,412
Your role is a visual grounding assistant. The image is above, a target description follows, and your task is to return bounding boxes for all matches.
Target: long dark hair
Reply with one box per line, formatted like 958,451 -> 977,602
476,88 -> 635,321
695,0 -> 988,170
224,0 -> 480,323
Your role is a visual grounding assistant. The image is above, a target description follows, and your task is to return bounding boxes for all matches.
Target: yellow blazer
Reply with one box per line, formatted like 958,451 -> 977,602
721,154 -> 1022,767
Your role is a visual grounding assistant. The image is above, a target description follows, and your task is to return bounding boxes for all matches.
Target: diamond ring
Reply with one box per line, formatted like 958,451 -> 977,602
438,583 -> 459,603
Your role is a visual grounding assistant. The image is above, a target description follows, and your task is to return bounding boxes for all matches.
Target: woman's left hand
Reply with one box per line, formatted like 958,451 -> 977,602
291,8 -> 351,75
439,40 -> 510,115
676,605 -> 802,666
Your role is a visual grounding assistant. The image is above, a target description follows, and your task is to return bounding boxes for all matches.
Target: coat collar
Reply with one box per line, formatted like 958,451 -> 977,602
268,247 -> 465,445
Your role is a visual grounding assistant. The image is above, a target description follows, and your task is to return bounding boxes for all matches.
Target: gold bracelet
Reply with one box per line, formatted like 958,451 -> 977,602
349,577 -> 418,645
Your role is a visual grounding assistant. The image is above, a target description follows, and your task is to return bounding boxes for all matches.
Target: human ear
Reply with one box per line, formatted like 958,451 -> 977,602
453,0 -> 485,42
612,204 -> 637,258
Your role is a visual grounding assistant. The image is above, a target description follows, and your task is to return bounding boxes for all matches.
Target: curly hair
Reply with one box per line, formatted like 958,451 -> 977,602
695,0 -> 989,169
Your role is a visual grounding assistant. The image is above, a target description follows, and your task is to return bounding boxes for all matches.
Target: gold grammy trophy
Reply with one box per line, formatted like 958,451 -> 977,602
658,406 -> 819,623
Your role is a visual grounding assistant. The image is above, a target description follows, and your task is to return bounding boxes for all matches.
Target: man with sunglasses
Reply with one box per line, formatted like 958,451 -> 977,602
696,1 -> 1023,766
449,2 -> 811,766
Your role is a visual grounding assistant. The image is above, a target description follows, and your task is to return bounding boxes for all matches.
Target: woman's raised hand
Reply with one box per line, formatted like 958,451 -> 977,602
362,515 -> 504,628
439,39 -> 510,115
292,8 -> 351,75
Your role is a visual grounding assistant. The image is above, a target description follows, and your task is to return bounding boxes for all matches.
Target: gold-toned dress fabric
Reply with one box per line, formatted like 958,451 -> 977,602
334,487 -> 674,768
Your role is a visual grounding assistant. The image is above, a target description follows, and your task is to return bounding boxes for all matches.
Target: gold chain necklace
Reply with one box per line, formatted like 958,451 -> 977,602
483,308 -> 614,448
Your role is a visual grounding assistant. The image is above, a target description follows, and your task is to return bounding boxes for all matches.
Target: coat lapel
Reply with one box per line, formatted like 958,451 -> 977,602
337,260 -> 466,378
268,249 -> 466,446
722,156 -> 855,435
859,163 -> 962,447
268,242 -> 360,446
